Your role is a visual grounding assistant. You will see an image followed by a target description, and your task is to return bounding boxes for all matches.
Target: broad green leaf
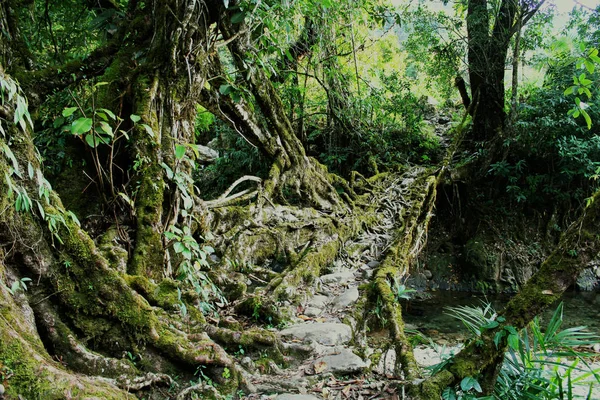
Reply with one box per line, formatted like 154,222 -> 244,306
160,162 -> 174,179
442,387 -> 456,400
99,108 -> 116,120
98,121 -> 114,137
460,376 -> 482,393
175,144 -> 186,160
481,320 -> 499,330
507,333 -> 519,350
62,107 -> 78,117
231,11 -> 246,24
27,162 -> 34,179
581,108 -> 592,130
219,84 -> 233,95
130,114 -> 141,123
173,241 -> 185,254
71,118 -> 93,135
85,134 -> 99,148
140,123 -> 154,138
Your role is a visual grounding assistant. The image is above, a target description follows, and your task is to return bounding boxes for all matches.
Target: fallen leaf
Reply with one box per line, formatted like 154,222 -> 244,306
298,315 -> 312,321
314,360 -> 328,374
542,290 -> 554,295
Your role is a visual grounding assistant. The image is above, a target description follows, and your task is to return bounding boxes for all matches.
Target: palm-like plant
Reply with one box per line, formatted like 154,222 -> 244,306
439,302 -> 600,400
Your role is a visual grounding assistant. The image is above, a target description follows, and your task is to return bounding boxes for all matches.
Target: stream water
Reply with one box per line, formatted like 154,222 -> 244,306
403,291 -> 600,336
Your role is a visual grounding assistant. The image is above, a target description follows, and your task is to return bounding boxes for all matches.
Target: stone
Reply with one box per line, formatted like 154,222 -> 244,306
320,271 -> 354,284
367,260 -> 380,268
362,269 -> 374,279
275,395 -> 320,400
303,307 -> 322,317
374,349 -> 396,377
332,287 -> 359,310
359,263 -> 371,271
307,295 -> 329,309
423,269 -> 433,279
279,323 -> 352,346
313,348 -> 368,375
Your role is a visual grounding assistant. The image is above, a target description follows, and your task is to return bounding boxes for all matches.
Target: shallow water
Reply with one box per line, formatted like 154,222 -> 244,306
403,291 -> 600,335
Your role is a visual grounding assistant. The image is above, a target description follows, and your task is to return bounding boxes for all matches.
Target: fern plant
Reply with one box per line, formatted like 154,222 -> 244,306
439,302 -> 600,400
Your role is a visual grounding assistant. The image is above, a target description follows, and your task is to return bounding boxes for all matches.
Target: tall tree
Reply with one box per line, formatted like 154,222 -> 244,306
464,0 -> 545,140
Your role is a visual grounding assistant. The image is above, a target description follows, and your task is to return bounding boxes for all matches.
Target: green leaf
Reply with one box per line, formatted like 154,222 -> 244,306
585,60 -> 595,74
564,86 -> 575,96
1,143 -> 21,177
507,333 -> 519,350
98,121 -> 114,137
460,376 -> 482,393
85,134 -> 99,148
494,330 -> 506,348
219,84 -> 233,95
160,162 -> 174,180
175,144 -> 186,160
140,123 -> 154,138
27,162 -> 34,179
99,108 -> 116,120
481,320 -> 499,330
71,118 -> 93,135
62,107 -> 78,117
173,242 -> 185,254
581,108 -> 592,130
231,11 -> 246,24
130,114 -> 141,123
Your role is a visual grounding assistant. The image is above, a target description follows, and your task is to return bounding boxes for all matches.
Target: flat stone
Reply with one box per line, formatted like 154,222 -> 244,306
275,395 -> 320,400
374,349 -> 396,377
308,295 -> 329,309
359,263 -> 371,271
332,287 -> 359,310
279,323 -> 352,346
303,307 -> 322,317
313,349 -> 368,375
320,271 -> 355,284
367,260 -> 380,268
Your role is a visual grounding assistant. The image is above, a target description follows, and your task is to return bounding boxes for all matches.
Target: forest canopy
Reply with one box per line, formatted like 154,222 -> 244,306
1,0 -> 600,399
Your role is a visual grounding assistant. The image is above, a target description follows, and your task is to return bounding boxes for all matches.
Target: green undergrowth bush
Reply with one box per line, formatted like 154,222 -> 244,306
435,302 -> 600,400
488,84 -> 600,208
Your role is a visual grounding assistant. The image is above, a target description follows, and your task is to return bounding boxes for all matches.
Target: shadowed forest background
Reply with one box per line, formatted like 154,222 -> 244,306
1,0 -> 600,399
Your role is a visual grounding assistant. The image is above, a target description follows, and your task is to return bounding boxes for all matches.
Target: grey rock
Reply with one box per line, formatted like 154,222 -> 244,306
367,260 -> 380,268
308,295 -> 329,309
0,383 -> 4,395
320,271 -> 354,284
279,322 -> 352,346
374,349 -> 396,377
332,287 -> 359,310
362,269 -> 374,279
359,263 -> 371,271
303,307 -> 322,317
313,349 -> 368,375
275,395 -> 320,400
